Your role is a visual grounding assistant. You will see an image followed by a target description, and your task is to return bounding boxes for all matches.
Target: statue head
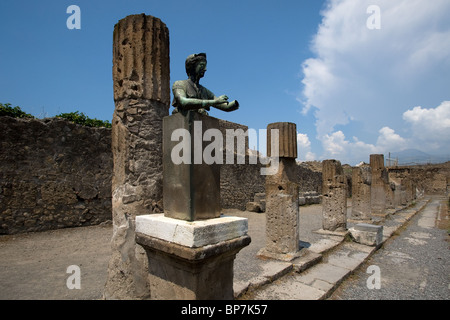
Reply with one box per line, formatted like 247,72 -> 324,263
185,53 -> 207,80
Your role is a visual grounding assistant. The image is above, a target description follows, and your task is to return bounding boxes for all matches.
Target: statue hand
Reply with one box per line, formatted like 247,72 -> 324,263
214,95 -> 229,105
223,100 -> 239,112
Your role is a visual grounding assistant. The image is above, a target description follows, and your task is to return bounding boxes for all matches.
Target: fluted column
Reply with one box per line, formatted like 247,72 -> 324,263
104,14 -> 170,300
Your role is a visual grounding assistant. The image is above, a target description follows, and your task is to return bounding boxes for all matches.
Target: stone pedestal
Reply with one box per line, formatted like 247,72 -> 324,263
259,122 -> 300,261
163,112 -> 221,221
321,159 -> 347,231
351,166 -> 372,220
104,14 -> 170,300
135,215 -> 250,300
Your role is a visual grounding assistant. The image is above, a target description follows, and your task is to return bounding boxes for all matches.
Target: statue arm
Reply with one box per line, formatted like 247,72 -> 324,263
173,88 -> 234,111
214,98 -> 239,112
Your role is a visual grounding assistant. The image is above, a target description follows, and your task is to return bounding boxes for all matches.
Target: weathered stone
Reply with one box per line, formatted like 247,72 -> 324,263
246,202 -> 262,213
135,217 -> 250,299
370,154 -> 388,215
349,223 -> 383,247
0,117 -> 112,235
262,122 -> 299,257
163,112 -> 221,221
267,122 -> 297,159
136,214 -> 248,248
351,165 -> 372,220
104,14 -> 170,300
322,159 -> 347,231
112,14 -> 170,104
253,193 -> 266,212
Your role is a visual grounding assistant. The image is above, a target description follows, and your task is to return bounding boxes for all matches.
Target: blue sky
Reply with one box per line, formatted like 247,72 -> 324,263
1,0 -> 449,165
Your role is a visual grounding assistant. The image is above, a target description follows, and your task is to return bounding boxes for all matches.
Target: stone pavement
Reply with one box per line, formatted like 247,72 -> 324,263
233,196 -> 431,300
0,196 -> 431,300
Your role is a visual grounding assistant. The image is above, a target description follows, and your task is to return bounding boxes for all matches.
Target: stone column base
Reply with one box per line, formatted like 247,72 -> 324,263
135,215 -> 250,300
257,247 -> 303,262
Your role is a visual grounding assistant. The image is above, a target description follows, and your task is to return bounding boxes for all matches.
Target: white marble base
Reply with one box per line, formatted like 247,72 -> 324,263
135,214 -> 248,248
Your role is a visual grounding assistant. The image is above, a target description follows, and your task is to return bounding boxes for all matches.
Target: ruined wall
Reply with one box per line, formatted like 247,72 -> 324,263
388,162 -> 450,195
297,162 -> 322,193
218,119 -> 265,210
0,116 -> 112,235
0,114 -> 331,235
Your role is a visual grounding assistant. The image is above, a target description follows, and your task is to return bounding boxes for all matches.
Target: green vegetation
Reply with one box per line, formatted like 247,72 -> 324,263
1,103 -> 111,128
55,111 -> 111,128
0,103 -> 35,119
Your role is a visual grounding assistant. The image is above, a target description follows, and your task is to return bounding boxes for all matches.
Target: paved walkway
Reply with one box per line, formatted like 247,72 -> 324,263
329,196 -> 449,300
0,195 -> 441,300
235,196 -> 434,299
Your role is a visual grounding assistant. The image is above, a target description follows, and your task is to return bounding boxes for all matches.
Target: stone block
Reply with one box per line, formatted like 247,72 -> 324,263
246,202 -> 262,213
264,193 -> 299,255
135,217 -> 250,300
163,112 -> 221,221
136,214 -> 248,248
349,223 -> 383,247
298,196 -> 306,206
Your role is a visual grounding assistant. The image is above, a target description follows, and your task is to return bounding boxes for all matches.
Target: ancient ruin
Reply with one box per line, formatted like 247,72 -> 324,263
134,49 -> 250,299
258,122 -> 301,261
321,159 -> 347,231
370,154 -> 388,216
1,10 -> 449,303
104,14 -> 170,300
351,165 -> 372,220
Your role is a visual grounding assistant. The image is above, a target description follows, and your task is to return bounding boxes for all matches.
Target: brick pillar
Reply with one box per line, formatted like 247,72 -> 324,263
103,14 -> 170,300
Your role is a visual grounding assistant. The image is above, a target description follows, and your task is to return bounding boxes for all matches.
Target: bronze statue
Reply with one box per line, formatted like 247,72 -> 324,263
172,53 -> 239,115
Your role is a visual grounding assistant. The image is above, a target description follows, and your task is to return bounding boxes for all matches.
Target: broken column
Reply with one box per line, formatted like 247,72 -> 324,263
103,14 -> 170,300
258,122 -> 300,261
321,159 -> 347,231
370,154 -> 388,215
351,165 -> 372,221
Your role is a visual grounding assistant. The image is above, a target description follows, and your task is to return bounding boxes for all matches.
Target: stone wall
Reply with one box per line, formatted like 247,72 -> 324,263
388,162 -> 450,195
297,162 -> 322,193
0,116 -> 112,235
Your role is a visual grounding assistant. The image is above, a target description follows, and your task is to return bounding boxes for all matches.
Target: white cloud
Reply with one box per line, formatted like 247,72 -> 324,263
299,0 -> 450,164
297,132 -> 316,161
402,101 -> 450,151
320,126 -> 410,164
376,126 -> 408,151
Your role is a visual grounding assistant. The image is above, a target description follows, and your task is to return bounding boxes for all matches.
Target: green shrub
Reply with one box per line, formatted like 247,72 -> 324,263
1,103 -> 111,128
0,103 -> 35,119
56,111 -> 112,128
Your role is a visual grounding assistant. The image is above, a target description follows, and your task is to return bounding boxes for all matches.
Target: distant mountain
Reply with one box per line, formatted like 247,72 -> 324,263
387,149 -> 450,165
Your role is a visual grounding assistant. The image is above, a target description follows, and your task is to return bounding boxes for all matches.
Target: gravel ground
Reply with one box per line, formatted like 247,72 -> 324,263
0,204 -> 325,300
330,196 -> 450,300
